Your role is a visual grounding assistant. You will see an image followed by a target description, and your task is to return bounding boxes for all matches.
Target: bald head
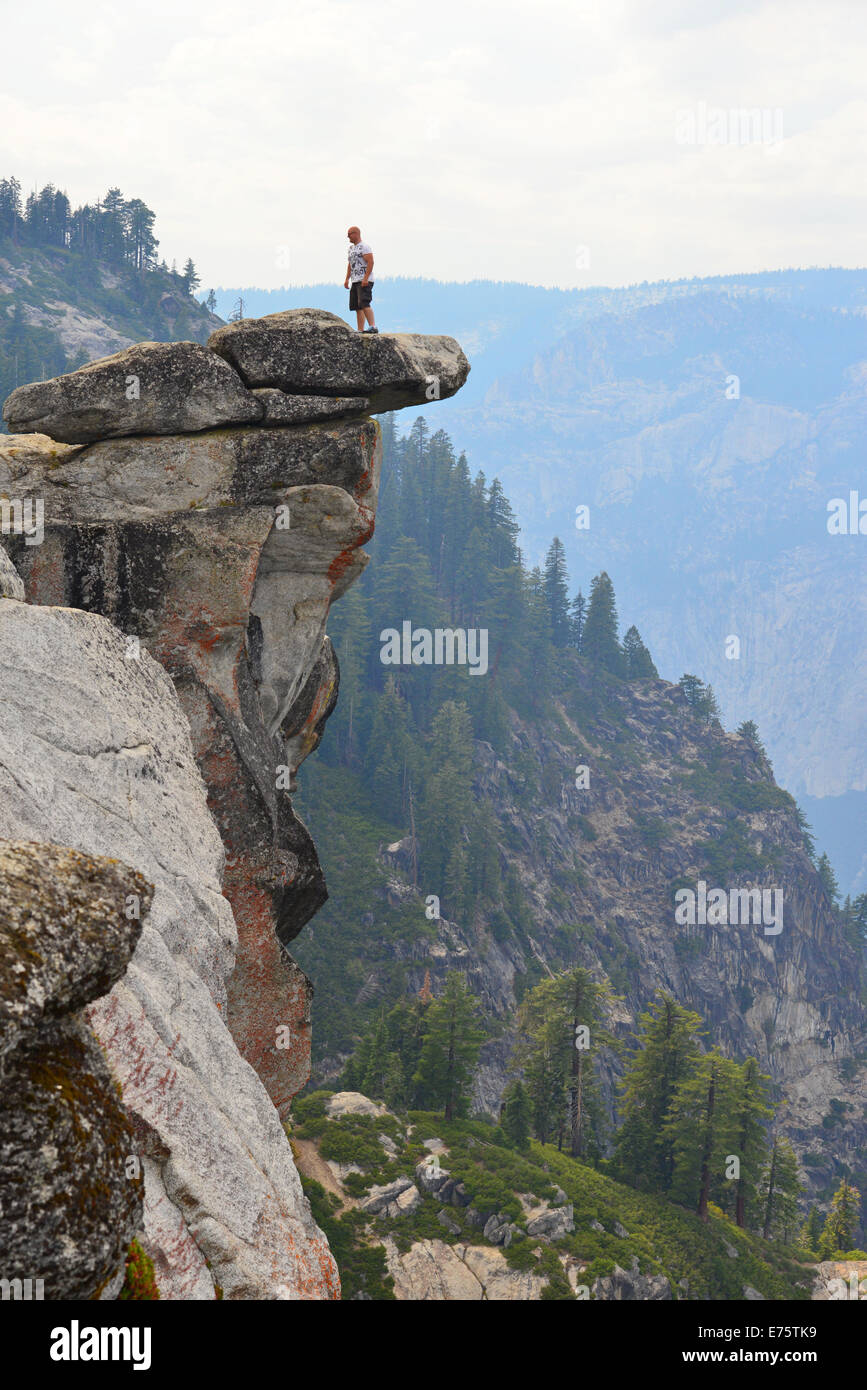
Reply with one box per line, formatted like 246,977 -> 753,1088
347,226 -> 361,243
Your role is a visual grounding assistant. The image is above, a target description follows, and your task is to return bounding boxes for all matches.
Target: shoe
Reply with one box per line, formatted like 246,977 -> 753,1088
364,326 -> 379,334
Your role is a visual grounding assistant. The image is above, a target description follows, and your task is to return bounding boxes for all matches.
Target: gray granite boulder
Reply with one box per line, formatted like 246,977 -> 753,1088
360,1176 -> 415,1215
438,1208 -> 462,1236
416,1155 -> 451,1194
0,839 -> 149,1300
525,1203 -> 575,1240
209,308 -> 470,412
592,1261 -> 673,1301
0,839 -> 151,1062
2,341 -> 262,443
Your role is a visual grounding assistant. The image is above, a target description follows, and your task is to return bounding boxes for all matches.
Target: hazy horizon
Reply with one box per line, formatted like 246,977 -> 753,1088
5,0 -> 867,291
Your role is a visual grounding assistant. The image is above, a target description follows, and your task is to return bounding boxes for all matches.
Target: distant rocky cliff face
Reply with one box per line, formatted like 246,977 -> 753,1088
434,282 -> 867,892
0,310 -> 469,1297
0,245 -> 222,375
317,660 -> 867,1228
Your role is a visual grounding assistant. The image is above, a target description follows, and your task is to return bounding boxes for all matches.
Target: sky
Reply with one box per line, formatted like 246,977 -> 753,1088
2,0 -> 866,290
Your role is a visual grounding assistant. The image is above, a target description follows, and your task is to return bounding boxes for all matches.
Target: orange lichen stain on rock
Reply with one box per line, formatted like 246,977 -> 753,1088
327,545 -> 361,588
186,614 -> 226,653
307,672 -> 338,727
197,738 -> 240,796
355,503 -> 376,544
155,606 -> 246,717
223,874 -> 313,1106
352,423 -> 381,503
274,1221 -> 340,1300
20,543 -> 65,605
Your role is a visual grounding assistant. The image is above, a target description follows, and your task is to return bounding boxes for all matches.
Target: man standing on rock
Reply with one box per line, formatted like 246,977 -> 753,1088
344,227 -> 378,333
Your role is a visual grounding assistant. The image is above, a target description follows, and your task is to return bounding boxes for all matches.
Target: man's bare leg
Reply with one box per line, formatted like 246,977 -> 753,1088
355,308 -> 365,331
362,305 -> 376,329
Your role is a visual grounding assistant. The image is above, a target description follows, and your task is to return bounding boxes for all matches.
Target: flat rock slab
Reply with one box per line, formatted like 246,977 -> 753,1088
383,1238 -> 548,1300
3,340 -> 262,444
209,308 -> 470,412
0,420 -> 378,520
253,388 -> 370,424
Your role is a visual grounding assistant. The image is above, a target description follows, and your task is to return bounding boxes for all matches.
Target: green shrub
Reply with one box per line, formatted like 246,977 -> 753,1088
301,1178 -> 395,1300
118,1239 -> 160,1300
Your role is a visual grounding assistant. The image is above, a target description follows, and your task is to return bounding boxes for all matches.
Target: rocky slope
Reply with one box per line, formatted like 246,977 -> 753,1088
288,1090 -> 828,1300
297,655 -> 867,1232
0,310 -> 469,1296
0,242 -> 221,377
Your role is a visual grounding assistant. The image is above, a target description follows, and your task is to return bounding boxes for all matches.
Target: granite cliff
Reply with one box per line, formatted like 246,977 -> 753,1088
0,309 -> 469,1297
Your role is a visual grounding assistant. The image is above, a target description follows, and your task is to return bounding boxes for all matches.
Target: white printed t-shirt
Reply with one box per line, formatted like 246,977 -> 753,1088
348,241 -> 373,282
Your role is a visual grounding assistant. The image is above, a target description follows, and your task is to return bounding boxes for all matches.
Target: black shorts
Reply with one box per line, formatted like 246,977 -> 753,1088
349,280 -> 373,310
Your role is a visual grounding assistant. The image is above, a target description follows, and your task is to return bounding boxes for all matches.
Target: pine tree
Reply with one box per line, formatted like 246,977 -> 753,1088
622,624 -> 659,679
124,197 -> 158,271
361,1012 -> 391,1097
816,853 -> 840,907
443,838 -> 470,920
501,1079 -> 532,1150
455,524 -> 489,626
543,537 -> 571,647
565,967 -> 613,1158
486,478 -> 521,568
181,257 -> 200,294
518,1010 -> 570,1146
794,803 -> 817,864
365,678 -> 413,819
413,972 -> 486,1120
819,1179 -> 861,1257
612,993 -> 704,1192
569,591 -> 586,652
466,801 -> 500,905
513,968 -> 613,1157
0,177 -> 23,240
771,1138 -> 801,1244
728,1057 -> 773,1228
518,567 -> 555,712
678,673 -> 721,723
418,700 -> 475,893
798,1205 -> 823,1256
383,1052 -> 407,1110
205,288 -> 217,313
761,1136 -> 802,1241
371,536 -> 443,669
852,893 -> 867,944
482,563 -> 528,680
331,581 -> 372,763
582,572 -> 623,674
665,1049 -> 740,1221
737,719 -> 766,755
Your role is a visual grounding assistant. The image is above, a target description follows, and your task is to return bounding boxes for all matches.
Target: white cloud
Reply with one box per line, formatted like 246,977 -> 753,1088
1,0 -> 865,289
